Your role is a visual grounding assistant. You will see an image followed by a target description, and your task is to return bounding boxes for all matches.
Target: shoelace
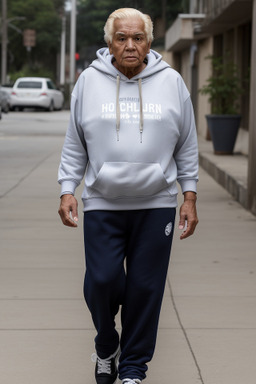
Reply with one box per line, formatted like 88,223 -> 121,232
91,347 -> 120,375
122,379 -> 141,384
91,353 -> 112,374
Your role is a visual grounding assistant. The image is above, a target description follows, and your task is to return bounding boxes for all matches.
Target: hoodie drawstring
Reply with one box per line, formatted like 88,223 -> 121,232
138,78 -> 144,143
116,75 -> 121,141
115,75 -> 144,143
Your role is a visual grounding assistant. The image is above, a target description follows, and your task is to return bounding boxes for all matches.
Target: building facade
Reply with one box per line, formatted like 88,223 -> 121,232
165,0 -> 256,214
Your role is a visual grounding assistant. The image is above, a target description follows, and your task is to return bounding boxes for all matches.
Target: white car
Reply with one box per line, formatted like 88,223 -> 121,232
10,77 -> 64,111
0,88 -> 11,116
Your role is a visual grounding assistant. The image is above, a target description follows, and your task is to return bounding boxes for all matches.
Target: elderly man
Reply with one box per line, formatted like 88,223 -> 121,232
58,8 -> 198,384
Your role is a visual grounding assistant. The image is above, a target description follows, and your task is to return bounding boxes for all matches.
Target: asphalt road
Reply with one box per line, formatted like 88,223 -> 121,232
0,110 -> 69,199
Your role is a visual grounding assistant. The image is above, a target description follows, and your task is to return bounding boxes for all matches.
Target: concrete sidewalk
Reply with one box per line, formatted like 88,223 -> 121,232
1,134 -> 256,384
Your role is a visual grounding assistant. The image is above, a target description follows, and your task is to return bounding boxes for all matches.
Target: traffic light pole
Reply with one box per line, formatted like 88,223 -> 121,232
1,0 -> 7,84
70,0 -> 76,93
60,15 -> 66,86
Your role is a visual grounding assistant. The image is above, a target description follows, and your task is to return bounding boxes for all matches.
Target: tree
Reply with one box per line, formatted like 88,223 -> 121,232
4,0 -> 183,82
6,0 -> 66,81
76,0 -> 183,51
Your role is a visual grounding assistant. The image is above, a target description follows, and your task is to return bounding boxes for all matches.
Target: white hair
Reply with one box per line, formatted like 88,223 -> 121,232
104,8 -> 154,44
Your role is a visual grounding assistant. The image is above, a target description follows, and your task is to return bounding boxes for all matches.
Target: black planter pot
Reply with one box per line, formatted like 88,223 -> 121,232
206,115 -> 241,155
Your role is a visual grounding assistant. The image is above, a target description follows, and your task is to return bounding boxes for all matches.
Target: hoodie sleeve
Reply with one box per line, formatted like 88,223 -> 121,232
58,83 -> 88,196
174,82 -> 199,194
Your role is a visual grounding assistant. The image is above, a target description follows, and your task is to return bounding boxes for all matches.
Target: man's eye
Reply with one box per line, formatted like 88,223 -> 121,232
119,37 -> 125,42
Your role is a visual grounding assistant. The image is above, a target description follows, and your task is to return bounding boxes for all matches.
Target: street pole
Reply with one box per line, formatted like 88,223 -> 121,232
1,0 -> 7,84
60,15 -> 66,86
70,0 -> 76,93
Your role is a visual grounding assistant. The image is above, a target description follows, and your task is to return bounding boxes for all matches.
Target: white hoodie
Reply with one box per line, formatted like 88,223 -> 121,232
58,48 -> 198,211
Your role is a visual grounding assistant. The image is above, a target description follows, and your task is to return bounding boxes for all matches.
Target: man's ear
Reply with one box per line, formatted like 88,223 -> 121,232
147,41 -> 151,53
108,43 -> 113,54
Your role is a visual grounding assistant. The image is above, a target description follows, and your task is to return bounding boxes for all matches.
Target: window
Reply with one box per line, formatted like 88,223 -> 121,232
17,81 -> 42,89
47,81 -> 56,90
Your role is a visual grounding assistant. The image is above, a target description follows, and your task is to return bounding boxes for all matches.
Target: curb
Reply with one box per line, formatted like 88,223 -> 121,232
199,150 -> 248,209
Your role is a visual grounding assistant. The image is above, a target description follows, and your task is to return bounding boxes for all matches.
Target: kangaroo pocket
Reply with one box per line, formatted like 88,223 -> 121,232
89,162 -> 169,198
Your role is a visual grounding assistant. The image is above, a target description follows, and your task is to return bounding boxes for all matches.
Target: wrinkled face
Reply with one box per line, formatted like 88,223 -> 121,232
108,17 -> 151,78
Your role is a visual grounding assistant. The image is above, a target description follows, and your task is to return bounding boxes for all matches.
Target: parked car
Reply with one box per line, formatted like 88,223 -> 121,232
10,77 -> 64,111
0,84 -> 14,96
0,88 -> 11,119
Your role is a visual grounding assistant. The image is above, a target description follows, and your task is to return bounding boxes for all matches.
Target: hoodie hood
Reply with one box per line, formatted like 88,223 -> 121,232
90,47 -> 170,81
90,48 -> 170,142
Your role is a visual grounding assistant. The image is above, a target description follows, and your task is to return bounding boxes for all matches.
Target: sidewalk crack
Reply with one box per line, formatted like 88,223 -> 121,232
167,277 -> 205,384
0,152 -> 54,199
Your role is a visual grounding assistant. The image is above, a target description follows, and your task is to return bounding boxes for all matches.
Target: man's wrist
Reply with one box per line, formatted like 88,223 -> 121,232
60,192 -> 74,198
183,191 -> 197,202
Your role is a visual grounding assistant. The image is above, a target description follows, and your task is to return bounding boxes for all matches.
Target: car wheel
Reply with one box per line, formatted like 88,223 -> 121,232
48,100 -> 54,112
3,104 -> 9,113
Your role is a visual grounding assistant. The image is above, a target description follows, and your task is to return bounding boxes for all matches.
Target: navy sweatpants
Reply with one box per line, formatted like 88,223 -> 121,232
83,208 -> 176,380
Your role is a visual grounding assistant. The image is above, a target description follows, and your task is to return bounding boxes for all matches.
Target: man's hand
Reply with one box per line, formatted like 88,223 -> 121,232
179,191 -> 198,240
58,194 -> 78,227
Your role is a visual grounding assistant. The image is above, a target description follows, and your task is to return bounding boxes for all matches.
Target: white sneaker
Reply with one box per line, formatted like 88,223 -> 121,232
122,379 -> 142,384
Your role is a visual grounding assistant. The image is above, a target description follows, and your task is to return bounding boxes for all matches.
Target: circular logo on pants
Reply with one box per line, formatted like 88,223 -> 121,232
165,222 -> 173,236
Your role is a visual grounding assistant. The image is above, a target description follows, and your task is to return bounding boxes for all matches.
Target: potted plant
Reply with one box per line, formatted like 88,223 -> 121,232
199,54 -> 244,154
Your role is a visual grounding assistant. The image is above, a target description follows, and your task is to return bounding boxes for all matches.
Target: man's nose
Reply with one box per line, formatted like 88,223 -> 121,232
126,38 -> 135,49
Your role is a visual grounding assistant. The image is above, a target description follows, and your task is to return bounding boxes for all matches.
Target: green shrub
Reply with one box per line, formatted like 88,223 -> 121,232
199,55 -> 244,115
